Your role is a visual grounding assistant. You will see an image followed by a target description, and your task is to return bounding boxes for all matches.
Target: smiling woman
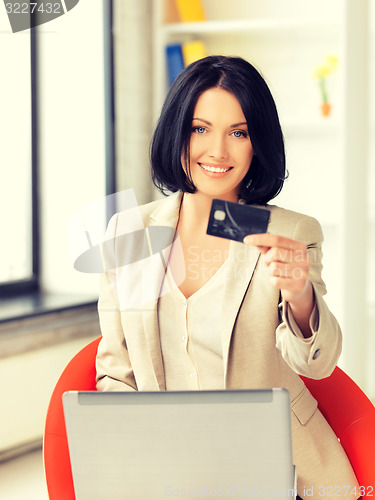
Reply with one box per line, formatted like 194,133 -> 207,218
96,56 -> 360,498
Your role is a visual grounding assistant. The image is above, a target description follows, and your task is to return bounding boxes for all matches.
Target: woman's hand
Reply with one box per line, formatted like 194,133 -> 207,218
243,233 -> 314,338
243,234 -> 309,303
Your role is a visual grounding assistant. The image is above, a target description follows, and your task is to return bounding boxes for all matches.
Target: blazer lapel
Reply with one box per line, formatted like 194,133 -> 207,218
221,240 -> 261,381
220,204 -> 281,382
140,191 -> 183,390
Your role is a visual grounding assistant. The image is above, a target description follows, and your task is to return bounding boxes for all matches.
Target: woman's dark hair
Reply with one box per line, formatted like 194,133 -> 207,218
150,55 -> 287,205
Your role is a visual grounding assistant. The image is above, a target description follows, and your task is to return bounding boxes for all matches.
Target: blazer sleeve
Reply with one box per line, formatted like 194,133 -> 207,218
95,214 -> 137,392
275,214 -> 343,379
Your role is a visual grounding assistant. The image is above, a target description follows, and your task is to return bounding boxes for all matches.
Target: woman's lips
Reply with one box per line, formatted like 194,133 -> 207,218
198,163 -> 233,177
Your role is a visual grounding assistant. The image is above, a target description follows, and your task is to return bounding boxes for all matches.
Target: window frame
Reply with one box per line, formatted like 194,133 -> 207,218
0,27 -> 39,298
104,0 -> 116,198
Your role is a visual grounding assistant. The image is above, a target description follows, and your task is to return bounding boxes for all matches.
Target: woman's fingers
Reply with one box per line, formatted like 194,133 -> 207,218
268,261 -> 308,280
262,246 -> 308,266
244,233 -> 310,301
243,233 -> 306,251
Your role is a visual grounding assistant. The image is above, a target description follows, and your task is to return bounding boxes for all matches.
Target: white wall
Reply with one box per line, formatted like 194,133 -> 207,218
0,336 -> 97,452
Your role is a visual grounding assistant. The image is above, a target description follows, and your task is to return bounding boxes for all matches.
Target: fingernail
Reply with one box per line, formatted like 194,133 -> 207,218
244,236 -> 254,244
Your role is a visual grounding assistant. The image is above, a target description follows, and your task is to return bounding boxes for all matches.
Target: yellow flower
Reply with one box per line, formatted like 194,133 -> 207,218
314,65 -> 330,79
312,55 -> 338,107
313,55 -> 338,79
326,55 -> 338,71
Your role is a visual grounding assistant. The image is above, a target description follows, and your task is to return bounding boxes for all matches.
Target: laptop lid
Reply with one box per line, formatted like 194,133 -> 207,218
63,389 -> 295,500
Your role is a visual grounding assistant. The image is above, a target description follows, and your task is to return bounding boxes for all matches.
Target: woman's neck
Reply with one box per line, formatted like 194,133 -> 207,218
178,193 -> 213,234
178,191 -> 238,234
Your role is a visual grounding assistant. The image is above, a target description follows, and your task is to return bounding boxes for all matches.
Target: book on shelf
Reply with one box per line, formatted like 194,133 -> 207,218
174,0 -> 206,22
166,40 -> 206,85
182,40 -> 206,66
166,43 -> 184,86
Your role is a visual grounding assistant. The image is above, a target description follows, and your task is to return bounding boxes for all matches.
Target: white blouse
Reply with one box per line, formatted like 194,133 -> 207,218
157,256 -> 231,391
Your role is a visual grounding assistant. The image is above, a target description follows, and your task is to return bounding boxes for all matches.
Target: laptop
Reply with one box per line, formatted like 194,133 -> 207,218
63,389 -> 296,499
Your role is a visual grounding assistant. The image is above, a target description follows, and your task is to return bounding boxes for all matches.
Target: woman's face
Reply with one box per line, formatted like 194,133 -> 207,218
186,87 -> 254,201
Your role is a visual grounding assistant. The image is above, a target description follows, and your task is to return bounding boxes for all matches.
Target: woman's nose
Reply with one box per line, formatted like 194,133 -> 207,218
208,135 -> 228,159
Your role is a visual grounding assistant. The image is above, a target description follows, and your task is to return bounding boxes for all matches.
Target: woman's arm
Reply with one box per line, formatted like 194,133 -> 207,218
95,214 -> 137,392
96,271 -> 137,391
244,215 -> 342,379
244,232 -> 314,338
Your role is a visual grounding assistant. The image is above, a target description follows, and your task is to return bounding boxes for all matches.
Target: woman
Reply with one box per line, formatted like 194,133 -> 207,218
96,56 -> 359,498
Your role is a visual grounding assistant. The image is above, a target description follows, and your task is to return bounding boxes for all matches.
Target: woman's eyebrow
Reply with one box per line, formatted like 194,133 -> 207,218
231,121 -> 248,128
193,117 -> 248,128
192,117 -> 212,125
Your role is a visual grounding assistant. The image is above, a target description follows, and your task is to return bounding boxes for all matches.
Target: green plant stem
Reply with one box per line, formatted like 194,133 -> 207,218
319,78 -> 328,103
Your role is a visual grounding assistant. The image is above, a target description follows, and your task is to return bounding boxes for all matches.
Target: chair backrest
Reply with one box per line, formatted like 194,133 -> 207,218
44,338 -> 375,499
43,337 -> 100,500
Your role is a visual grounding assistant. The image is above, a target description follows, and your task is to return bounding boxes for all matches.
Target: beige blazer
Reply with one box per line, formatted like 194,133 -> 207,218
96,191 -> 359,499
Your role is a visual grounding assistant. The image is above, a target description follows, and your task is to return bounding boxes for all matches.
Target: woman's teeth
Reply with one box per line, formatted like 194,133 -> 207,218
200,164 -> 231,173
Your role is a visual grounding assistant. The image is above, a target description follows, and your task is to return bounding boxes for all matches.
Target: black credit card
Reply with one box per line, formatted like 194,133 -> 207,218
206,199 -> 270,242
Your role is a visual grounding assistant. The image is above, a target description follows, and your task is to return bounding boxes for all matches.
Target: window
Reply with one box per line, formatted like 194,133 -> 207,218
0,0 -> 114,301
0,20 -> 38,296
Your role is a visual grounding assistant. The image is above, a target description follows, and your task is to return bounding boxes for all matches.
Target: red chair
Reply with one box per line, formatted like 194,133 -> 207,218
43,337 -> 100,500
301,370 -> 375,497
44,337 -> 375,499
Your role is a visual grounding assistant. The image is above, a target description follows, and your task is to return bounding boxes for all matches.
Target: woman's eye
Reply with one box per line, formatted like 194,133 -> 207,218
232,130 -> 247,138
193,126 -> 206,134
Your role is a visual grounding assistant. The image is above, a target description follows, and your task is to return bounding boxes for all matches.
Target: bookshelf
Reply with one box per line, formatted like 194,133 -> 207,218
153,1 -> 341,124
152,0 -> 372,394
162,18 -> 339,36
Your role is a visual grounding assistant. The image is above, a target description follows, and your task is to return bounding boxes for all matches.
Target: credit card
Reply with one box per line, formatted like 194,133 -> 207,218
206,199 -> 270,242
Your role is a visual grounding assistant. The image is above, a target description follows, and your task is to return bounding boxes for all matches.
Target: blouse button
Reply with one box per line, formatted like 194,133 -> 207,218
312,349 -> 321,360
